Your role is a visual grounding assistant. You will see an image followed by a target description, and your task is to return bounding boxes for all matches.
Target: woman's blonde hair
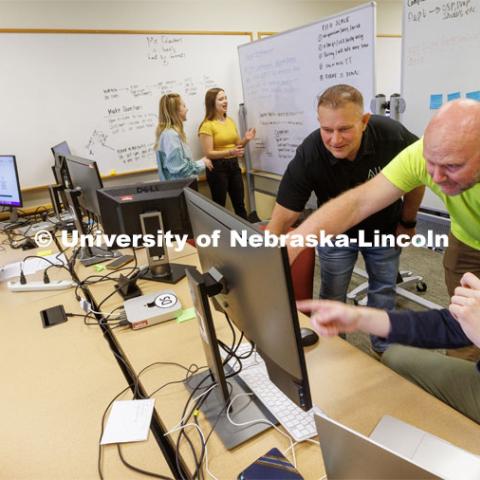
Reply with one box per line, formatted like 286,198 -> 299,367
154,93 -> 186,149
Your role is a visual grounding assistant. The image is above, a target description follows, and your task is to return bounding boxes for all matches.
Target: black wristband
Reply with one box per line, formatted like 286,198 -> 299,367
399,218 -> 417,228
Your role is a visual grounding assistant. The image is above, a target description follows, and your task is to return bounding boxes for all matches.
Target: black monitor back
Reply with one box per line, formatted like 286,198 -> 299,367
97,178 -> 196,238
64,155 -> 103,217
184,188 -> 311,410
51,141 -> 71,160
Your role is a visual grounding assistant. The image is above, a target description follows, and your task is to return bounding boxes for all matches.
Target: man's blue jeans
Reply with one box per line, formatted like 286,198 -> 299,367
317,245 -> 401,352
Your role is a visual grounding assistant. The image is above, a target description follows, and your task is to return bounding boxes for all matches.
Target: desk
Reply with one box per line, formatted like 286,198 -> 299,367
86,245 -> 480,479
0,242 -> 173,479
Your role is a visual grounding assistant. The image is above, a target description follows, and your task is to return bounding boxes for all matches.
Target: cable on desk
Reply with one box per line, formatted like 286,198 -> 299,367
168,423 -> 218,480
98,361 -> 204,480
226,391 -> 297,468
98,381 -> 174,480
116,444 -> 173,479
172,374 -> 217,480
169,329 -> 262,479
169,354 -> 240,480
98,384 -> 132,480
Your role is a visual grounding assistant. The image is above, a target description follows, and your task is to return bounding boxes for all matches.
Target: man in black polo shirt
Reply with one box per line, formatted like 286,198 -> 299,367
267,84 -> 424,352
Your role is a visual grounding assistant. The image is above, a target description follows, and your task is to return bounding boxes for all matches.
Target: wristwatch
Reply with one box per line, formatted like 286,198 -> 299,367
399,218 -> 417,228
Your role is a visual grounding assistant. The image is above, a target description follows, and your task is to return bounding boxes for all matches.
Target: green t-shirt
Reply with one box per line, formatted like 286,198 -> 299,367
382,138 -> 480,250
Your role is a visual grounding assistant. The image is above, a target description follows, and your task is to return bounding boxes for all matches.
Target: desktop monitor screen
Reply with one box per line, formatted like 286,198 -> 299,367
97,178 -> 196,240
0,155 -> 23,208
184,188 -> 312,410
64,155 -> 103,218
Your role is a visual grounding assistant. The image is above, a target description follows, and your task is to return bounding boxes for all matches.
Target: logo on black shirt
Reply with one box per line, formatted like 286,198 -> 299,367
367,166 -> 382,179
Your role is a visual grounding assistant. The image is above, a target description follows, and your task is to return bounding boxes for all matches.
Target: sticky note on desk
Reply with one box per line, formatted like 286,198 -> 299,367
176,307 -> 196,323
100,399 -> 155,445
430,94 -> 443,110
37,250 -> 53,257
94,264 -> 106,272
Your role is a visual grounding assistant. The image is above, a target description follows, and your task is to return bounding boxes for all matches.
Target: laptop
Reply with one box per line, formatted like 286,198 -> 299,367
370,415 -> 480,480
314,412 -> 480,479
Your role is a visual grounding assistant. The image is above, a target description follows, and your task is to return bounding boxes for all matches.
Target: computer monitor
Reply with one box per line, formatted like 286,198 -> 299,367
314,413 -> 440,479
60,155 -> 113,266
0,155 -> 22,208
64,155 -> 103,218
51,142 -> 73,190
184,188 -> 311,448
97,178 -> 197,284
0,155 -> 23,223
51,141 -> 71,159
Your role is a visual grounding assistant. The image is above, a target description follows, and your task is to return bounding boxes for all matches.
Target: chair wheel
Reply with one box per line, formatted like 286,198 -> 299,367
416,281 -> 427,292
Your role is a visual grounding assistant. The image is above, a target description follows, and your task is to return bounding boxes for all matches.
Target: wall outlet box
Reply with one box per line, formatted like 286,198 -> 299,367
124,290 -> 181,329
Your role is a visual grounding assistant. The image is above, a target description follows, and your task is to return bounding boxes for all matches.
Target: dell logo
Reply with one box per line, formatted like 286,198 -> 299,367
136,185 -> 161,194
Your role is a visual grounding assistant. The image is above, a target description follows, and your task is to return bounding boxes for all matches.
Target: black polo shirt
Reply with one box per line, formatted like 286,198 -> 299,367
276,115 -> 418,241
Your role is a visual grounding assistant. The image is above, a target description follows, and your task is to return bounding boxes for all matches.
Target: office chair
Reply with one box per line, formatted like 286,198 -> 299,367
190,221 -> 315,301
256,224 -> 315,301
290,245 -> 316,301
347,267 -> 442,310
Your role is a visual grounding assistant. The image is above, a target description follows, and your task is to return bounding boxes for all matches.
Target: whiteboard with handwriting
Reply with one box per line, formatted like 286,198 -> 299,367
402,0 -> 480,136
0,31 -> 250,188
401,0 -> 480,212
238,3 -> 375,175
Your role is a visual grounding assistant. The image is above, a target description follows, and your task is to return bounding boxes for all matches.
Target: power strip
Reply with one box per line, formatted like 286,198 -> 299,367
7,280 -> 75,292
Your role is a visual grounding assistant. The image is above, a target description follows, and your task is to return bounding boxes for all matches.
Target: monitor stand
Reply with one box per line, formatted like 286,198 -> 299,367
185,267 -> 277,450
139,211 -> 186,284
64,189 -> 118,266
76,245 -> 118,266
139,263 -> 186,284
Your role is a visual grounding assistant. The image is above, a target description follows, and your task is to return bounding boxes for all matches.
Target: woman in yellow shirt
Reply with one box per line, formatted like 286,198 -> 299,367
198,87 -> 255,219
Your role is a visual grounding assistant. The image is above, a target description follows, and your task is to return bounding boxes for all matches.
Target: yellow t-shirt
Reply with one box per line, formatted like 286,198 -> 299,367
198,117 -> 239,157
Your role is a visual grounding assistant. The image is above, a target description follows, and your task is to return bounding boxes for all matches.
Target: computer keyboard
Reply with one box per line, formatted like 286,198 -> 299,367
224,343 -> 318,442
13,221 -> 56,236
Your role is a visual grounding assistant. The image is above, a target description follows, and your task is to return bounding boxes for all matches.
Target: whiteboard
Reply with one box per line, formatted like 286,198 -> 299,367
401,0 -> 480,212
0,31 -> 251,188
402,0 -> 480,135
238,3 -> 376,175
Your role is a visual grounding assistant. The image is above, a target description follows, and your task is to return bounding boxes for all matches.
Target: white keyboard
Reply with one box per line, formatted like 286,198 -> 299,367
225,343 -> 318,442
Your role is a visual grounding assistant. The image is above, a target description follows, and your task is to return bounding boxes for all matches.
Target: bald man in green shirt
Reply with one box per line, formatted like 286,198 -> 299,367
289,99 -> 480,297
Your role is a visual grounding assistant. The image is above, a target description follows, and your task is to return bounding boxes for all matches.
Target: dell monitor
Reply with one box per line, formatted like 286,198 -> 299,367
97,178 -> 197,283
184,188 -> 312,448
0,155 -> 23,222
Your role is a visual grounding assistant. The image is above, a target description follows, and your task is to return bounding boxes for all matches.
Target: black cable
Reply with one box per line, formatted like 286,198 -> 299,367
98,385 -> 132,480
98,360 -> 204,480
116,444 -> 172,480
174,373 -> 214,480
172,313 -> 253,478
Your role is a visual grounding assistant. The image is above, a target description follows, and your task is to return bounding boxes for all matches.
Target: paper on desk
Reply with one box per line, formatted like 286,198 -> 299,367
0,253 -> 67,282
100,399 -> 155,445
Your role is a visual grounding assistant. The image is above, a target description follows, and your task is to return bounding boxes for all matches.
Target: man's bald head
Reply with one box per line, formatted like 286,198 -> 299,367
423,100 -> 480,195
